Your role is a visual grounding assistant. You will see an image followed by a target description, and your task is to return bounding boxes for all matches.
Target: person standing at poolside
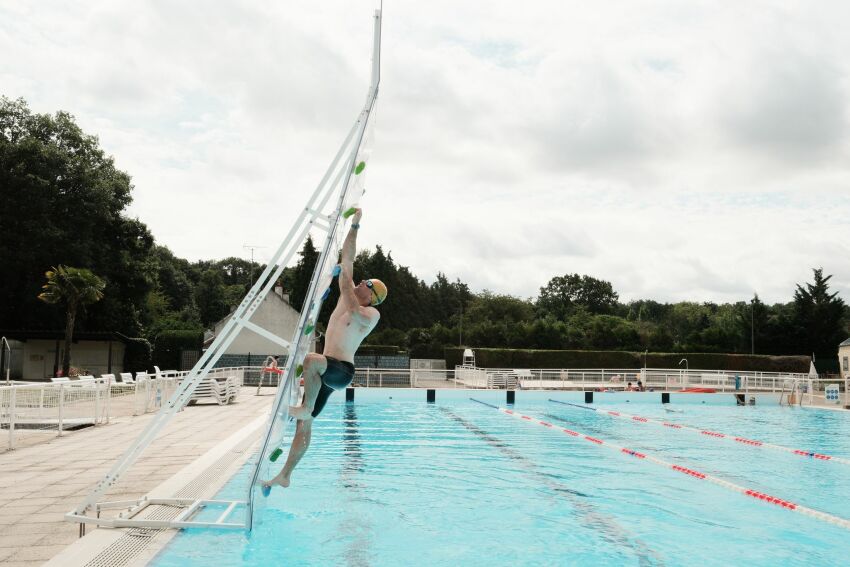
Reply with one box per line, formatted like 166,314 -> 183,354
264,208 -> 387,491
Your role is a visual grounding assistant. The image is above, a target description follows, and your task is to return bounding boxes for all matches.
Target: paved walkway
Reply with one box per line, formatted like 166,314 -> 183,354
0,389 -> 273,567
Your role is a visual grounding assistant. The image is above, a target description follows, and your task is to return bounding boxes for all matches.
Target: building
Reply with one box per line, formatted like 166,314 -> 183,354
0,330 -> 129,381
839,338 -> 850,378
205,287 -> 312,367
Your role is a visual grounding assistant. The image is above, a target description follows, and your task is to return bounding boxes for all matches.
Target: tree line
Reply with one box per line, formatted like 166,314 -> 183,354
2,97 -> 848,370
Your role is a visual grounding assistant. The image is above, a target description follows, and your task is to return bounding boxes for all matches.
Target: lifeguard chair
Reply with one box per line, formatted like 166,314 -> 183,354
462,348 -> 476,367
255,355 -> 283,396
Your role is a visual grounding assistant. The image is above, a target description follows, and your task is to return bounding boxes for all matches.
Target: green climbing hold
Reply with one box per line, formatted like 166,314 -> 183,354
270,448 -> 283,462
354,161 -> 366,175
342,207 -> 357,219
296,364 -> 303,377
304,324 -> 315,336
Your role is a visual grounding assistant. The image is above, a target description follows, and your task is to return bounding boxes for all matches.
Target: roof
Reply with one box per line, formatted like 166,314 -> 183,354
840,337 -> 850,347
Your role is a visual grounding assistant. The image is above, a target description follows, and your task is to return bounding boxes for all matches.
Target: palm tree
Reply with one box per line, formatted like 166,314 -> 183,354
38,266 -> 106,377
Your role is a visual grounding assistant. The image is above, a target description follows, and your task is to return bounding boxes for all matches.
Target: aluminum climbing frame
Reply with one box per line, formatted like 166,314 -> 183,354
65,7 -> 382,532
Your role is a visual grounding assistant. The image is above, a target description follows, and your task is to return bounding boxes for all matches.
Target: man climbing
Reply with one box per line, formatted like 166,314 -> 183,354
264,208 -> 387,492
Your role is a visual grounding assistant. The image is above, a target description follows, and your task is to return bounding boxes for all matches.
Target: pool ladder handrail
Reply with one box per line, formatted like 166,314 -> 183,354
1,336 -> 10,385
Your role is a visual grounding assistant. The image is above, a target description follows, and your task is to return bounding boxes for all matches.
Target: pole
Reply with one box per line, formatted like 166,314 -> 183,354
58,383 -> 64,436
243,245 -> 266,286
8,388 -> 15,450
1,336 -> 10,385
459,302 -> 463,346
751,299 -> 754,355
95,379 -> 100,425
105,374 -> 112,424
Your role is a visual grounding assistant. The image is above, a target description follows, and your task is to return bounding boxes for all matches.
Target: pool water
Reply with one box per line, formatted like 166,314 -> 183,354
152,390 -> 850,566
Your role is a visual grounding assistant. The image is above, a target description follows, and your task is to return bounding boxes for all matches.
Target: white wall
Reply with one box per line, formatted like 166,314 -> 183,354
213,293 -> 308,355
22,339 -> 125,380
839,344 -> 850,378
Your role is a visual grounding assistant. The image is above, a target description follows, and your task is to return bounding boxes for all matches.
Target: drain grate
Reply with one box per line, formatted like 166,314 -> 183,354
83,430 -> 260,567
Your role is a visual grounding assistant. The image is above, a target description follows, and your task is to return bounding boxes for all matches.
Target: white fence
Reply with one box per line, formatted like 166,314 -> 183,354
0,367 -> 245,451
451,366 -> 845,395
3,364 -> 842,451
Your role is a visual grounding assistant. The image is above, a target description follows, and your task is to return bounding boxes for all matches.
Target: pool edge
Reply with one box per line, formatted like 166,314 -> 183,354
44,414 -> 266,567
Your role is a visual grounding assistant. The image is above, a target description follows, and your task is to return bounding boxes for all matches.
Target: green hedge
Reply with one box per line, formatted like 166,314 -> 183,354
152,330 -> 203,370
123,337 -> 152,373
357,345 -> 404,356
445,348 -> 811,373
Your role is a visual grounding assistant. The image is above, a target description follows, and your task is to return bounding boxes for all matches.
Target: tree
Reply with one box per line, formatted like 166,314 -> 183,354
464,291 -> 535,326
285,236 -> 320,312
0,97 -> 153,335
537,274 -> 619,319
792,268 -> 847,359
38,266 -> 105,376
195,269 -> 229,328
735,294 -> 768,354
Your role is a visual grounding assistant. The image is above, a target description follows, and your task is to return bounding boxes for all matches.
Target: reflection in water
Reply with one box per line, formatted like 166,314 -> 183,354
342,403 -> 365,486
339,402 -> 371,567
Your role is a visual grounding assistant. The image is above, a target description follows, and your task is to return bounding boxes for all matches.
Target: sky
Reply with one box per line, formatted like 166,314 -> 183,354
3,1 -> 850,305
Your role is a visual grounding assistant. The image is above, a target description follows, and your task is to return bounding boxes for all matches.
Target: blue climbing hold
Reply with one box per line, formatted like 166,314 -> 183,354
332,265 -> 341,277
322,287 -> 331,301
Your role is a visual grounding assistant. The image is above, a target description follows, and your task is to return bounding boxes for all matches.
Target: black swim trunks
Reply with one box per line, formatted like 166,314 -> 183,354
311,356 -> 355,418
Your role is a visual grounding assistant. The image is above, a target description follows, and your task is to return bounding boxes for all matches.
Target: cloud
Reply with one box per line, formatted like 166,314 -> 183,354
3,0 -> 850,306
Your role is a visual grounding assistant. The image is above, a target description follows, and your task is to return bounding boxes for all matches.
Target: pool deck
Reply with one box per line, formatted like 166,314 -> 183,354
0,388 -> 273,567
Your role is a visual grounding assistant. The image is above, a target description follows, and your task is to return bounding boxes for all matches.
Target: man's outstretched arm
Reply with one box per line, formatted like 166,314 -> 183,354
338,208 -> 364,311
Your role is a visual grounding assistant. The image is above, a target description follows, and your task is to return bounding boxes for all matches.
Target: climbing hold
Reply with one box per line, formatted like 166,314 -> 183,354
269,448 -> 283,462
332,265 -> 341,277
321,287 -> 331,301
354,161 -> 366,174
343,207 -> 357,218
296,364 -> 303,377
304,323 -> 315,336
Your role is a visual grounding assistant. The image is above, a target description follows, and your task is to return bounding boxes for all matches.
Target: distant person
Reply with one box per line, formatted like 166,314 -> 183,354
263,209 -> 387,493
626,382 -> 634,391
637,380 -> 644,392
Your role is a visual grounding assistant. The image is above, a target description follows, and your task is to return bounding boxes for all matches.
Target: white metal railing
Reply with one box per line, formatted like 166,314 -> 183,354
0,367 -> 247,452
4,364 -> 842,451
1,336 -> 10,385
450,366 -> 840,394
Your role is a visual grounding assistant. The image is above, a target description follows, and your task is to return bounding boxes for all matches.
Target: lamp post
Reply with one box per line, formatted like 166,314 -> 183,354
243,244 -> 265,286
750,298 -> 755,355
458,302 -> 463,346
679,357 -> 688,387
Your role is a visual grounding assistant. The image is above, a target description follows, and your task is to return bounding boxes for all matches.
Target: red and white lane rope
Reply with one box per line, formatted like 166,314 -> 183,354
471,399 -> 850,531
549,399 -> 850,467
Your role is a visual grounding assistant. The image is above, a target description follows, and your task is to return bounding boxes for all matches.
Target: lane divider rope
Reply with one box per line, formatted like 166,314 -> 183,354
470,398 -> 850,531
549,399 -> 850,466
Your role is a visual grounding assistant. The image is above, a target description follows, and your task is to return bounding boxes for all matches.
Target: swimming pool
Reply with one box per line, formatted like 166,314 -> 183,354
151,390 -> 850,566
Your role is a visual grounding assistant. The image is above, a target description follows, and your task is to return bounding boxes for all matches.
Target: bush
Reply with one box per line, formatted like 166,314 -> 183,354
152,330 -> 203,370
357,345 -> 404,356
123,337 -> 152,373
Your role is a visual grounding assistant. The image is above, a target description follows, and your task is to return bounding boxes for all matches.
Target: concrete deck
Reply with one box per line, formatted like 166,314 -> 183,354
0,388 -> 273,567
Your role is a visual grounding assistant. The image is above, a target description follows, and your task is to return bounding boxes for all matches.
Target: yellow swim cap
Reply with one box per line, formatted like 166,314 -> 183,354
366,279 -> 387,306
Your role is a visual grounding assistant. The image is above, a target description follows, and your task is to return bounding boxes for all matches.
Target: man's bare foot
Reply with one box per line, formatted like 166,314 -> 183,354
263,475 -> 290,491
288,405 -> 310,420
